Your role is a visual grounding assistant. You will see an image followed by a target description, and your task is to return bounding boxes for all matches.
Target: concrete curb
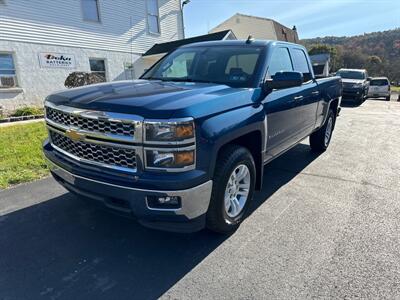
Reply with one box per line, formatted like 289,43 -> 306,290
0,114 -> 44,124
0,118 -> 44,127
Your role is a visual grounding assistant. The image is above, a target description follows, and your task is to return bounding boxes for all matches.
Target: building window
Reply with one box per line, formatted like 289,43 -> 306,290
82,0 -> 100,22
0,53 -> 17,88
147,0 -> 160,34
89,58 -> 106,81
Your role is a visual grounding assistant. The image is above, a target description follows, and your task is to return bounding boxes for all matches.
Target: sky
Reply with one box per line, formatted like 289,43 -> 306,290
183,0 -> 400,39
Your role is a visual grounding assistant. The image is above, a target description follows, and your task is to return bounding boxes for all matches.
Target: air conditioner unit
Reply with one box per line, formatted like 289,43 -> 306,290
0,76 -> 17,88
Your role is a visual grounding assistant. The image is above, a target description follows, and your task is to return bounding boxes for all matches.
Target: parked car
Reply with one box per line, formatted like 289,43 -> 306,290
368,77 -> 391,101
43,40 -> 342,233
336,68 -> 369,105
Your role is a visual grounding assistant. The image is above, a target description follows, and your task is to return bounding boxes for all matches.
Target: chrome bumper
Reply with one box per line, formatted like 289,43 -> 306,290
46,158 -> 213,221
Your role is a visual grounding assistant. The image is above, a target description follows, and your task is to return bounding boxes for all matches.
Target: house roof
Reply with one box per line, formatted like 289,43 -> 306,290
210,13 -> 299,43
310,53 -> 331,64
143,30 -> 236,56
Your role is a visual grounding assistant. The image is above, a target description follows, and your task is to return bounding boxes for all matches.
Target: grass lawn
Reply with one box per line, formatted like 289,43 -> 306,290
392,86 -> 400,93
0,121 -> 49,189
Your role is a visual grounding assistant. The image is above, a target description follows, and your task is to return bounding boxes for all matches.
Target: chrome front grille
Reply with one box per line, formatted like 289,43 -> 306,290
342,82 -> 353,89
46,106 -> 135,138
45,102 -> 143,173
50,131 -> 137,170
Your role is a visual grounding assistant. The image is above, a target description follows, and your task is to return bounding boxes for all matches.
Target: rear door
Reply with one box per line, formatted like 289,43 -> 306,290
289,47 -> 320,138
263,47 -> 302,160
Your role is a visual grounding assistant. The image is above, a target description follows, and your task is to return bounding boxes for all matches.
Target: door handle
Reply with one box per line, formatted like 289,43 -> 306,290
311,91 -> 320,95
293,95 -> 303,101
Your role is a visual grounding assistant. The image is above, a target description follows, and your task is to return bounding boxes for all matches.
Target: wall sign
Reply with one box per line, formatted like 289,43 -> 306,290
39,52 -> 76,69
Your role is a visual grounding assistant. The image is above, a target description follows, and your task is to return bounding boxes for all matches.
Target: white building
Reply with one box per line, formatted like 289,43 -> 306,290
210,13 -> 299,43
0,0 -> 184,112
310,53 -> 331,77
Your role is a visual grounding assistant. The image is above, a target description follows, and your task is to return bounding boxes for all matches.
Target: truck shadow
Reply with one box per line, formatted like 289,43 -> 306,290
0,143 -> 320,300
249,143 -> 321,215
340,98 -> 362,107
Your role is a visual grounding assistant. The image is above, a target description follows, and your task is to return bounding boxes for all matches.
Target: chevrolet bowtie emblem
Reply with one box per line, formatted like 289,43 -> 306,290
65,129 -> 85,142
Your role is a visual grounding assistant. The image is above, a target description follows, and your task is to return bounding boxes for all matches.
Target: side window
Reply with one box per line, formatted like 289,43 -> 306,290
161,52 -> 195,78
291,48 -> 312,82
268,47 -> 293,77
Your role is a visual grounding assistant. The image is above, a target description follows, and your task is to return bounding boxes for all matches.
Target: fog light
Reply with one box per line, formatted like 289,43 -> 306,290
146,195 -> 181,209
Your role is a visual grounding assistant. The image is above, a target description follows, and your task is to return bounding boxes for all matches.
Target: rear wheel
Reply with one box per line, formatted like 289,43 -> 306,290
386,96 -> 391,101
206,145 -> 255,234
310,109 -> 335,152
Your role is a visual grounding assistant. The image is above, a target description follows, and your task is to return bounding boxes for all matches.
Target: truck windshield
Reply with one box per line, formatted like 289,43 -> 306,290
336,70 -> 365,80
142,46 -> 263,88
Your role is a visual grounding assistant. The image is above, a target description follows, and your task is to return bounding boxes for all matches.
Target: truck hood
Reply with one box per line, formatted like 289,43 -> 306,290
341,79 -> 365,84
46,80 -> 261,119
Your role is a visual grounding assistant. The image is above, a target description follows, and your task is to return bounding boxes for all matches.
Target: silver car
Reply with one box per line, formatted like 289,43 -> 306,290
368,77 -> 391,101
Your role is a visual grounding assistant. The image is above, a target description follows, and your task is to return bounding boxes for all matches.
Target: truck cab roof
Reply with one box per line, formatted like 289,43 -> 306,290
180,39 -> 303,49
338,68 -> 367,72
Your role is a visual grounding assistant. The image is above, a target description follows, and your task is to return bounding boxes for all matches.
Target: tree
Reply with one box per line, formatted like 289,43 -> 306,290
366,55 -> 383,76
301,28 -> 400,82
341,48 -> 367,69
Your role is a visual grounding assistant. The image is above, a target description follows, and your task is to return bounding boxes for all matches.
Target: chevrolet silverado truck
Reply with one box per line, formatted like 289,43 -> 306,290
43,40 -> 342,233
336,68 -> 369,105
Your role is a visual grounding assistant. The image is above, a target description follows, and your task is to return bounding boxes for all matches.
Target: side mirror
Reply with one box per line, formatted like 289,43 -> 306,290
265,71 -> 303,90
367,77 -> 372,81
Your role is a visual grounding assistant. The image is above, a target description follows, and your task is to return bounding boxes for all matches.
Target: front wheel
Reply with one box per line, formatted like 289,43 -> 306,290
310,109 -> 335,152
206,145 -> 256,234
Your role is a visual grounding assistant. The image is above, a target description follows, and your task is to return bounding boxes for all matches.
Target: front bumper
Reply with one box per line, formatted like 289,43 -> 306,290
367,92 -> 390,98
342,88 -> 364,100
46,154 -> 213,233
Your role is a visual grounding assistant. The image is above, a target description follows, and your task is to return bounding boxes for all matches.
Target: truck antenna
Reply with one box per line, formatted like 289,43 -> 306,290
246,35 -> 254,44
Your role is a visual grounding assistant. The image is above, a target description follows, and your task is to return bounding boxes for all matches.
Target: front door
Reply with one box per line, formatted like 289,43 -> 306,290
262,46 -> 300,161
263,85 -> 307,160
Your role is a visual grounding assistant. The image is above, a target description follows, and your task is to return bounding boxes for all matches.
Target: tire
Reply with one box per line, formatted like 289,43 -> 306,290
310,109 -> 335,152
386,96 -> 391,101
206,145 -> 256,234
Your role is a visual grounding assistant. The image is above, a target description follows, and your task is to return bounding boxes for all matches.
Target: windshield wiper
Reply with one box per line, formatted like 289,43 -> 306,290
146,77 -> 222,84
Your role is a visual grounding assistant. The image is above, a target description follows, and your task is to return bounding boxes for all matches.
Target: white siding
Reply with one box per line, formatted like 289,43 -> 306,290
0,0 -> 184,54
0,40 -> 143,112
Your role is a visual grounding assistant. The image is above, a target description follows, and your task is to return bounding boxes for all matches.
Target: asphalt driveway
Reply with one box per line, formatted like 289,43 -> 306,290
1,99 -> 400,299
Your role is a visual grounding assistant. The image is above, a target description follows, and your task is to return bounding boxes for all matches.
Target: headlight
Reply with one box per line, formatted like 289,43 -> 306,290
144,119 -> 194,142
145,149 -> 195,169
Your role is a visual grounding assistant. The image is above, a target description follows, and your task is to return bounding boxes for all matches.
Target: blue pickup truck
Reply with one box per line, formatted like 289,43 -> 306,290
43,40 -> 342,233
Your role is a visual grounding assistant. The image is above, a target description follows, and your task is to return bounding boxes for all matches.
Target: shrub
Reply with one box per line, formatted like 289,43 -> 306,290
10,107 -> 44,117
64,72 -> 105,88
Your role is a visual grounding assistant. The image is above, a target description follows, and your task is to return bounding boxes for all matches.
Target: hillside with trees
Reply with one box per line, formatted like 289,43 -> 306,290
301,28 -> 400,83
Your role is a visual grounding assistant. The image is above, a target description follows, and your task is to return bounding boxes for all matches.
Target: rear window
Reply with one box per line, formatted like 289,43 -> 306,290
291,48 -> 312,82
370,79 -> 389,86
